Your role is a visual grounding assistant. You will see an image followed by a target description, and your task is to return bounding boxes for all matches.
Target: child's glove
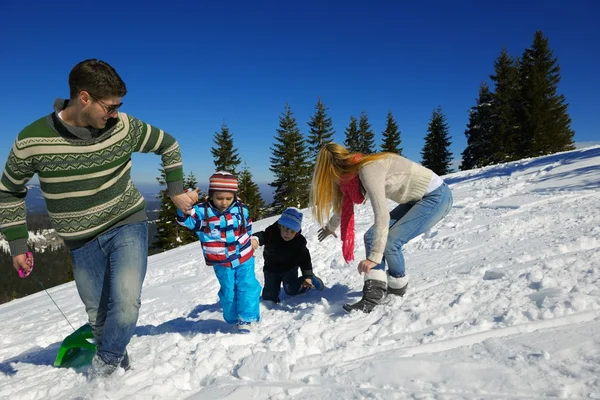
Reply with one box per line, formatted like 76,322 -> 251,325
317,227 -> 337,242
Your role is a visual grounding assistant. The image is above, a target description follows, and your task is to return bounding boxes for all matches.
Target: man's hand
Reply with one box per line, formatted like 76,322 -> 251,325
12,253 -> 31,275
185,188 -> 200,204
170,188 -> 199,215
301,278 -> 314,289
251,236 -> 259,250
317,227 -> 337,242
357,259 -> 377,274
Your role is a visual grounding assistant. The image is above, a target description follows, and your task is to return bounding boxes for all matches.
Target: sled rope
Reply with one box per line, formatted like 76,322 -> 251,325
31,272 -> 76,332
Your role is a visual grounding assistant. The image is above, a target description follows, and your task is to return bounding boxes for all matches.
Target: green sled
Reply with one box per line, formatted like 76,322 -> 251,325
54,324 -> 97,368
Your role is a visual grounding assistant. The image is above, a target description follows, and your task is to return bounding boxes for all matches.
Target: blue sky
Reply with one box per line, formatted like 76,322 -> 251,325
1,1 -> 598,189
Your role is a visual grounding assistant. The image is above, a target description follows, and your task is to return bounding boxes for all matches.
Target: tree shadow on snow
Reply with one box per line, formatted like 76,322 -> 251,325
445,146 -> 600,186
531,164 -> 600,192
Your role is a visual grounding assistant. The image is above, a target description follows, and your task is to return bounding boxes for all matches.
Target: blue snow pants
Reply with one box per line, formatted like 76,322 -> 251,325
213,258 -> 261,324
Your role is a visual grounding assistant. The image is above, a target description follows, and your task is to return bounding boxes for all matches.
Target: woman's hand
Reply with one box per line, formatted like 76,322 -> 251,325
357,259 -> 377,274
317,227 -> 337,242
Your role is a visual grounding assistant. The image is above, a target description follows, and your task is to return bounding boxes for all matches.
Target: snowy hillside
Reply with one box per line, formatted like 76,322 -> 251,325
1,146 -> 599,399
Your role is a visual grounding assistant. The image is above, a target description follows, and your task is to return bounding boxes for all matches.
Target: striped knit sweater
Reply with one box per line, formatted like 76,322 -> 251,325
0,105 -> 184,254
176,200 -> 254,268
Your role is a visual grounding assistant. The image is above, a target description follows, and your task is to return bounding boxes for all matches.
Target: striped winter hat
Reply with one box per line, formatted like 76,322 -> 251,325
278,207 -> 303,232
208,171 -> 238,193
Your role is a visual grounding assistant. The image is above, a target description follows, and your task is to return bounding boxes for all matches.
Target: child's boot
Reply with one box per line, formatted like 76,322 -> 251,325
236,321 -> 252,334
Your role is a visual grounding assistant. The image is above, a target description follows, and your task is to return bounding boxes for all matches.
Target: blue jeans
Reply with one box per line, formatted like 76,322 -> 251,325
213,258 -> 261,324
70,222 -> 148,366
364,183 -> 453,278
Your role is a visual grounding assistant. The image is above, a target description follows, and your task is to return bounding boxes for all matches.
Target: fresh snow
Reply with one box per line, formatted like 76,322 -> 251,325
1,146 -> 599,399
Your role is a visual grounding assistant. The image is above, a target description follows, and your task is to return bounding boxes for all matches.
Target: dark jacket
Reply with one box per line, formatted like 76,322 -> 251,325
253,222 -> 313,277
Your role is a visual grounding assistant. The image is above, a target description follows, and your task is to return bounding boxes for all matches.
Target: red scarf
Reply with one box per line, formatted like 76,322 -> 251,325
338,157 -> 365,263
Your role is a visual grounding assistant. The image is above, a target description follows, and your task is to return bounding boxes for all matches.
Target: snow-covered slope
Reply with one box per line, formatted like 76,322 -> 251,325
1,146 -> 599,399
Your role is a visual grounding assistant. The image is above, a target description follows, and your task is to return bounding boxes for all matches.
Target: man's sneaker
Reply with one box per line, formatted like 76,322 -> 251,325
120,350 -> 131,371
310,275 -> 325,291
236,321 -> 252,334
88,354 -> 118,380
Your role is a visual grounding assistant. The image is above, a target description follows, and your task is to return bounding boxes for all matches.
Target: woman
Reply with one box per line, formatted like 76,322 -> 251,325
311,143 -> 453,313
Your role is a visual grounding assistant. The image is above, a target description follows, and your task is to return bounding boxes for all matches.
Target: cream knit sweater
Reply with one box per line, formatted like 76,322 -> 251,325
327,154 -> 434,264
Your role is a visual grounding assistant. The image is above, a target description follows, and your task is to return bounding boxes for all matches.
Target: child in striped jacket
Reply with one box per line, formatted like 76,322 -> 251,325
176,171 -> 261,333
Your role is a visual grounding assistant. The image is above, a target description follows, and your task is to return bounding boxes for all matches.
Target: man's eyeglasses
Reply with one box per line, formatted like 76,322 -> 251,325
90,94 -> 123,114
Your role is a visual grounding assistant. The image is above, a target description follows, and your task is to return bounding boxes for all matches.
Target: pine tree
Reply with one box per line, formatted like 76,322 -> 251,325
180,172 -> 201,243
269,104 -> 312,214
489,47 -> 521,163
344,116 -> 360,153
461,82 -> 495,170
210,122 -> 242,174
0,246 -> 72,304
153,168 -> 180,252
153,169 -> 197,252
357,111 -> 376,154
306,98 -> 335,166
184,170 -> 207,203
518,31 -> 575,157
237,165 -> 265,222
421,107 -> 453,175
380,110 -> 403,155
185,172 -> 198,191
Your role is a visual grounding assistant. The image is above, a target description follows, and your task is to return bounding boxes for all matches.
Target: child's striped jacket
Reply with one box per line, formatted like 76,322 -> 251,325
176,200 -> 253,268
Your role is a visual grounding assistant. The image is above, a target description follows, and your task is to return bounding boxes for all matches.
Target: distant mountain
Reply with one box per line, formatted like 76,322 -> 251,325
257,183 -> 274,204
23,185 -> 47,213
23,184 -> 163,215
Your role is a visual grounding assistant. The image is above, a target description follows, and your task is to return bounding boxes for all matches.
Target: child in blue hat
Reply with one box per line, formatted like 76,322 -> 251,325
251,207 -> 324,303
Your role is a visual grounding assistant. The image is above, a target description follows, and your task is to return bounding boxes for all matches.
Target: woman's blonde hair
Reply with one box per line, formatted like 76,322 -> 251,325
310,142 -> 392,227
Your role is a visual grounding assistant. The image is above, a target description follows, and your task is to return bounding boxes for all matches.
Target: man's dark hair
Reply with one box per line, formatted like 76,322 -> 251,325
69,59 -> 127,100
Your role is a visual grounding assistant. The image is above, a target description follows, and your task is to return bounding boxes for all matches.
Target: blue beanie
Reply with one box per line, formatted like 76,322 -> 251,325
278,207 -> 303,232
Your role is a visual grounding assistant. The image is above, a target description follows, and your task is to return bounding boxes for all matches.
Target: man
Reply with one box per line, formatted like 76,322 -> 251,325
0,59 -> 198,378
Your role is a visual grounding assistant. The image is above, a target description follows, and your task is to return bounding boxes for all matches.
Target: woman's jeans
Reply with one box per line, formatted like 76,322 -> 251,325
71,222 -> 148,366
364,183 -> 453,278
